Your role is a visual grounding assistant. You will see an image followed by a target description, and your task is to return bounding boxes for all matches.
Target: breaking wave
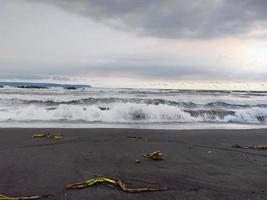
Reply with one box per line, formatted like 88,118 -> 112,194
1,98 -> 267,109
0,87 -> 267,126
0,103 -> 266,124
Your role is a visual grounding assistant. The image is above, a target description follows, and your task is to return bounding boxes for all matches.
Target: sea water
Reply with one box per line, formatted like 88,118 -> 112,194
0,86 -> 267,129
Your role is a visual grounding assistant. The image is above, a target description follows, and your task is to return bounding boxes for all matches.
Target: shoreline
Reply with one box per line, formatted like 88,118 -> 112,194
0,128 -> 266,199
1,127 -> 267,130
0,122 -> 267,130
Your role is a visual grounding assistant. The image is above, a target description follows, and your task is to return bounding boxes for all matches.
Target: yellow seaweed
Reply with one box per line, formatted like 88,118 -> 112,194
143,151 -> 164,160
65,176 -> 167,193
32,133 -> 63,140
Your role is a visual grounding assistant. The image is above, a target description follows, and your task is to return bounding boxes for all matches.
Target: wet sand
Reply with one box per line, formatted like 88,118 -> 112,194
0,128 -> 266,200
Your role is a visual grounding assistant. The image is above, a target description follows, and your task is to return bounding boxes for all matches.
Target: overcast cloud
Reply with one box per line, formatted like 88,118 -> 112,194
32,0 -> 267,38
0,0 -> 267,89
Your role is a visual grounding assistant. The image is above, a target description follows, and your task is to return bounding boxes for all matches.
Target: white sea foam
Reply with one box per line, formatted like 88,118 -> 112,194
0,102 -> 266,124
0,87 -> 266,127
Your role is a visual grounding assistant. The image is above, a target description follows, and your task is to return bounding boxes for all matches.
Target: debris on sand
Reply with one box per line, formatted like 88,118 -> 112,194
232,144 -> 267,150
32,133 -> 63,140
116,180 -> 167,193
135,159 -> 141,164
127,136 -> 143,139
0,194 -> 45,200
144,151 -> 164,160
65,176 -> 167,193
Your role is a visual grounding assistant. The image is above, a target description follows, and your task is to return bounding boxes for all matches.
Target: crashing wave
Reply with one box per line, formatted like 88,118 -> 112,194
0,103 -> 266,124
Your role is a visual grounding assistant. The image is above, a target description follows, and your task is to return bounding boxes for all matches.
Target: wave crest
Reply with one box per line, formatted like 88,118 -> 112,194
0,103 -> 266,124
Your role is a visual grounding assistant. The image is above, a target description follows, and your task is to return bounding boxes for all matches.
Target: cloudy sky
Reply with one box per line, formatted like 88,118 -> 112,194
0,0 -> 267,89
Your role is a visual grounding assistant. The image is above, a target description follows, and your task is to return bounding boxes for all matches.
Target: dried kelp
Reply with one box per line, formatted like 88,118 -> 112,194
117,180 -> 166,193
0,194 -> 44,200
65,177 -> 116,189
144,151 -> 164,160
232,144 -> 267,150
65,176 -> 167,193
32,133 -> 63,140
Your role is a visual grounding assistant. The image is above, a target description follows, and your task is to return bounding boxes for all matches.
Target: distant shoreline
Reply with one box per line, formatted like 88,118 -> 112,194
0,81 -> 91,89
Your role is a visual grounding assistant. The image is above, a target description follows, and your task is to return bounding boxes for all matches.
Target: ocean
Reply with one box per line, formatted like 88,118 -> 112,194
0,85 -> 267,129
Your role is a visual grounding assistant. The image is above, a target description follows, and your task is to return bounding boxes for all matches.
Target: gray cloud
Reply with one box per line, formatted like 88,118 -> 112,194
2,61 -> 265,82
81,64 -> 267,81
1,0 -> 267,87
30,0 -> 267,38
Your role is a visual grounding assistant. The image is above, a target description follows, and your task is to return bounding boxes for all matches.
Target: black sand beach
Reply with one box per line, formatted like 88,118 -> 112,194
0,128 -> 266,200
